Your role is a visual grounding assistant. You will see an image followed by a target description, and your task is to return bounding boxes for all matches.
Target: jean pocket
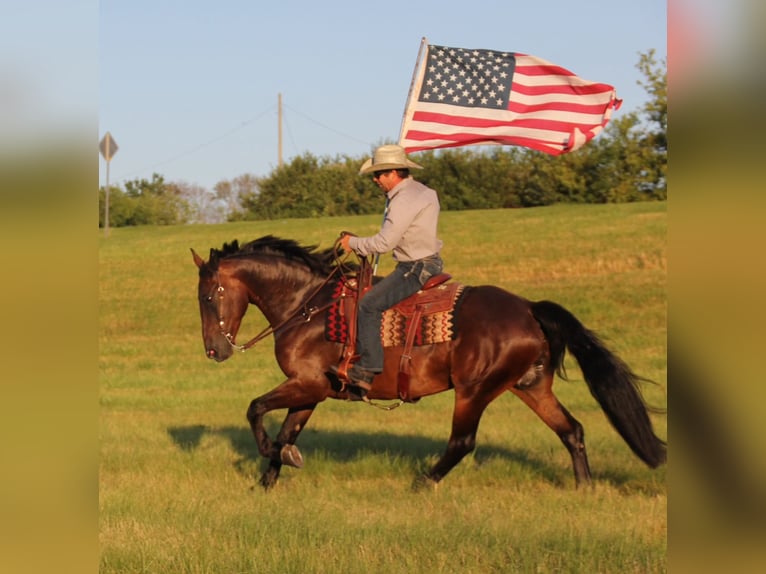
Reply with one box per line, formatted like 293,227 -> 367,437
416,258 -> 443,286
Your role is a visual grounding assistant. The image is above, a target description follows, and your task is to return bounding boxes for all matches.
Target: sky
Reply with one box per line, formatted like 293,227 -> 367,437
93,0 -> 669,191
4,1 -> 758,193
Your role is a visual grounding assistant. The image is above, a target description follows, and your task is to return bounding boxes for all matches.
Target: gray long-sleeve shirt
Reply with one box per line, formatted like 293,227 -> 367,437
349,177 -> 443,262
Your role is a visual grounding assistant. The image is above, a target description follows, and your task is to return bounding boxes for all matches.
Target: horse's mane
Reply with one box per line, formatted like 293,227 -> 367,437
208,235 -> 341,276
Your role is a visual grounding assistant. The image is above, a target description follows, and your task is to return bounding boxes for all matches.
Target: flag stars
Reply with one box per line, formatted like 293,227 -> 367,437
419,44 -> 514,110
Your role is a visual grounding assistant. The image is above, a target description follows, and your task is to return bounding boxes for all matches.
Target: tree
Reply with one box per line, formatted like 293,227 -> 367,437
637,49 -> 667,151
517,153 -> 564,206
98,185 -> 137,227
214,174 -> 256,222
100,53 -> 667,225
98,173 -> 191,227
635,49 -> 667,195
239,153 -> 384,220
577,50 -> 667,202
174,181 -> 220,224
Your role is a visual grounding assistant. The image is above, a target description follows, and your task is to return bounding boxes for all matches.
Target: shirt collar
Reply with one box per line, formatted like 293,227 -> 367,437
386,177 -> 410,200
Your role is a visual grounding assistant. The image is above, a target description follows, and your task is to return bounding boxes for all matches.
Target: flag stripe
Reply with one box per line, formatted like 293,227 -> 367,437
403,131 -> 576,155
410,118 -> 601,139
511,81 -> 615,97
507,90 -> 615,109
399,44 -> 620,155
411,100 -> 612,122
507,99 -> 613,115
405,122 -> 583,146
403,107 -> 611,155
412,107 -> 609,130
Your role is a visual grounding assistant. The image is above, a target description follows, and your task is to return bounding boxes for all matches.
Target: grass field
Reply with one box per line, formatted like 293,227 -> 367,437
99,202 -> 667,573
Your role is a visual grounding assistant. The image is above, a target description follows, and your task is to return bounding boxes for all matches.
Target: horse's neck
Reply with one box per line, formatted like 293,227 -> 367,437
237,258 -> 323,324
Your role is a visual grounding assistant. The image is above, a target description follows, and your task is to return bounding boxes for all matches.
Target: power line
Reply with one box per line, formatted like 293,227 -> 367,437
282,113 -> 299,158
105,100 -> 373,187
110,105 -> 276,183
283,103 -> 371,146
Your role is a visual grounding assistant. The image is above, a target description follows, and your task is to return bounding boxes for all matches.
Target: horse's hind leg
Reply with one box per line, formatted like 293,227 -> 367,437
417,393 -> 494,489
512,379 -> 592,487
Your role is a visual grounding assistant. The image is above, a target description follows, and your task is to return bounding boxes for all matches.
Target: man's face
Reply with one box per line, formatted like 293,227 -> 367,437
372,169 -> 395,192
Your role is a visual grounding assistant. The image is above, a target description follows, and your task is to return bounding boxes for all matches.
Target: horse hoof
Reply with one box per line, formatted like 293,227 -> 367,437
411,474 -> 438,492
280,444 -> 304,468
259,473 -> 276,490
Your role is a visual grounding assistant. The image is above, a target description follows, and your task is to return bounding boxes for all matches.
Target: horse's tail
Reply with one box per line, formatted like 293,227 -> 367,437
531,300 -> 667,468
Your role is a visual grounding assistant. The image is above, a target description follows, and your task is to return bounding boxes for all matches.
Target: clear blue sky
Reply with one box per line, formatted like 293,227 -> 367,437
98,1 -> 667,190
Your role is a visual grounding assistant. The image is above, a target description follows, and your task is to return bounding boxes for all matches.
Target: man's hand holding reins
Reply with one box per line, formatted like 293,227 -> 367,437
338,231 -> 355,254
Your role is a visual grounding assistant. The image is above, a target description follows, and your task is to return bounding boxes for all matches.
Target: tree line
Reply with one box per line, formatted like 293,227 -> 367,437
99,50 -> 665,227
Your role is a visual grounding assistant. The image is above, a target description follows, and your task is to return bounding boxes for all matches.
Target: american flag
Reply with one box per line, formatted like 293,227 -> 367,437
399,43 -> 622,155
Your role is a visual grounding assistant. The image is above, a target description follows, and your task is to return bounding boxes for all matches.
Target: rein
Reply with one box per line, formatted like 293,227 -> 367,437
215,264 -> 342,352
212,242 -> 405,411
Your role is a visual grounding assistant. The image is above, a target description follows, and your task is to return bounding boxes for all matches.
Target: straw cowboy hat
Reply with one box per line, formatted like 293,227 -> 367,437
359,144 -> 424,175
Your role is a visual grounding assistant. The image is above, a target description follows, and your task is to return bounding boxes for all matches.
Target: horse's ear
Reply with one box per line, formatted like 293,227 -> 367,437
191,248 -> 205,268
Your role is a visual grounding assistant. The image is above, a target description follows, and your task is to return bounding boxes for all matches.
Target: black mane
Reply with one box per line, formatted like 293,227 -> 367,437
208,235 -> 339,275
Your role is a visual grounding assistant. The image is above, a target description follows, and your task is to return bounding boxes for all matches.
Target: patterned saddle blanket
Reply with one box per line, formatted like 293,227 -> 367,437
325,276 -> 465,347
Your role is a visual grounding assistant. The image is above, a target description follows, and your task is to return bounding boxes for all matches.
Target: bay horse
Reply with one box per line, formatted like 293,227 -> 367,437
191,235 -> 666,490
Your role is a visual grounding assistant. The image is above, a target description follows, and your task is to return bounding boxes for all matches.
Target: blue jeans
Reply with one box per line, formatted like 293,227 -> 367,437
356,255 -> 443,372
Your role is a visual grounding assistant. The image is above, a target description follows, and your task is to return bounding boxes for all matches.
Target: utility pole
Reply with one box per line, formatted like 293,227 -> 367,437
278,93 -> 283,168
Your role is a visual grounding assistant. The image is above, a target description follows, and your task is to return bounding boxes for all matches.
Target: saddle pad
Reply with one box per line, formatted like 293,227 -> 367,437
324,278 -> 351,344
325,278 -> 464,348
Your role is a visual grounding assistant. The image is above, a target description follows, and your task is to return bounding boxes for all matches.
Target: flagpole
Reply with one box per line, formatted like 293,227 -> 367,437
397,37 -> 429,146
372,196 -> 390,275
374,38 -> 426,274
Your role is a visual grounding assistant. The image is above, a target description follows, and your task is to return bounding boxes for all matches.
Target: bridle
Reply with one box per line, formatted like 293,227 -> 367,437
207,243 -> 402,410
210,264 -> 343,352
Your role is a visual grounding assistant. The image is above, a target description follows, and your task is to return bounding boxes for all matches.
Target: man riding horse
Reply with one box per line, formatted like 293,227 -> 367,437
335,144 -> 444,400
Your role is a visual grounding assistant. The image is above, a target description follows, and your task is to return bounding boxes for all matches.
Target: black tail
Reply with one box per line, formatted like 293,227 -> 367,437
531,300 -> 667,468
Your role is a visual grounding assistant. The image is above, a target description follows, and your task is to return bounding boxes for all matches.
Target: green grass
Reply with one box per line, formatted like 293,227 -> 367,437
100,202 -> 667,573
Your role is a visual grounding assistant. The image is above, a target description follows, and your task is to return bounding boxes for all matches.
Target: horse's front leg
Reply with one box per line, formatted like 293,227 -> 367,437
256,406 -> 316,489
245,378 -> 324,489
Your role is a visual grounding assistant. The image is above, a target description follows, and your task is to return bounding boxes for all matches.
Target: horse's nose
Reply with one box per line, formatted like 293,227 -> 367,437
207,348 -> 217,359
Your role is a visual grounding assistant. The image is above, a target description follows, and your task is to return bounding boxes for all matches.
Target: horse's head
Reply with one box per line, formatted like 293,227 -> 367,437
191,248 -> 249,362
